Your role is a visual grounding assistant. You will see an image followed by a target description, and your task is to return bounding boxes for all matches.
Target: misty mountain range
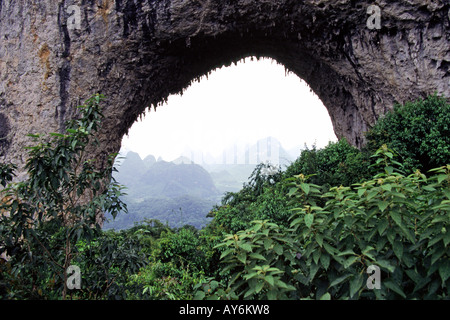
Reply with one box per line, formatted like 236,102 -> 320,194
103,137 -> 298,230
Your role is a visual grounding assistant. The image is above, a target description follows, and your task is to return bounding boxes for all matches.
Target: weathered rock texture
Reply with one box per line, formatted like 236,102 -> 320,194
0,0 -> 449,173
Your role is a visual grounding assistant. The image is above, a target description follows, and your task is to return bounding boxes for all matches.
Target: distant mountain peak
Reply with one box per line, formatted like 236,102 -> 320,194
172,156 -> 193,165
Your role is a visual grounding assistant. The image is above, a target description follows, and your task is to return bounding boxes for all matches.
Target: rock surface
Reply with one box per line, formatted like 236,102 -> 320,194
0,0 -> 449,174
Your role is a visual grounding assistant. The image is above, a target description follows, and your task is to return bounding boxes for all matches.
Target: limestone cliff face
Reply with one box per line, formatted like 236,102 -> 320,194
0,0 -> 449,173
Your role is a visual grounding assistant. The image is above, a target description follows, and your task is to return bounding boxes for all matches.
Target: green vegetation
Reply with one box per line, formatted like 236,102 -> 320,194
1,94 -> 449,300
365,94 -> 450,173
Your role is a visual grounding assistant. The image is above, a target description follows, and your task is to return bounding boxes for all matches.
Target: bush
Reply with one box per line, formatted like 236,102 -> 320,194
365,94 -> 450,173
284,139 -> 371,188
215,220 -> 300,299
158,227 -> 206,270
213,145 -> 449,300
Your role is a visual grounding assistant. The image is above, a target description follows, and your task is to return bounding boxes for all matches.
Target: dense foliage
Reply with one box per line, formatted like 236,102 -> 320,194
365,94 -> 450,173
285,138 -> 372,188
1,94 -> 449,300
0,95 -> 136,299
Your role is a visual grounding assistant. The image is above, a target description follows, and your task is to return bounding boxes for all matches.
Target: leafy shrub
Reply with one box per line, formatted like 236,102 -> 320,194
365,94 -> 450,173
212,145 -> 449,300
209,162 -> 287,234
158,227 -> 206,270
215,220 -> 300,299
284,139 -> 371,188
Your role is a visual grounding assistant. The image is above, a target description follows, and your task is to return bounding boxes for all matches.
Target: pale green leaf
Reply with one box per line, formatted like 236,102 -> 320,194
301,183 -> 310,195
249,253 -> 266,261
240,243 -> 252,252
305,214 -> 314,228
265,275 -> 275,286
319,292 -> 331,300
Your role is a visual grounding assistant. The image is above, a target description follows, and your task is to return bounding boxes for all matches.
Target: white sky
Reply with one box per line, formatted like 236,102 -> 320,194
120,57 -> 337,162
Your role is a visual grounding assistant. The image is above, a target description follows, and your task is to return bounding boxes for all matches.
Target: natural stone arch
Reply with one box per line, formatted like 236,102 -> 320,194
0,0 -> 448,175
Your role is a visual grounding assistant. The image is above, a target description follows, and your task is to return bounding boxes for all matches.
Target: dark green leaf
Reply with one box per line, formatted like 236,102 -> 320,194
384,279 -> 406,298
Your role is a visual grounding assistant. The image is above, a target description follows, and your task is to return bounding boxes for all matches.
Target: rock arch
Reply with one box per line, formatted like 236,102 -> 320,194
0,0 -> 448,173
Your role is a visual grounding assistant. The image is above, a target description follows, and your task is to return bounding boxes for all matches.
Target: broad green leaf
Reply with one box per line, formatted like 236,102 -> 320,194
237,252 -> 247,264
422,185 -> 436,192
367,190 -> 379,201
255,281 -> 265,294
304,214 -> 314,228
300,183 -> 310,195
323,242 -> 336,255
384,279 -> 406,298
357,188 -> 366,198
343,256 -> 359,268
274,279 -> 289,289
244,272 -> 259,280
273,244 -> 284,255
309,263 -> 320,282
313,250 -> 321,265
444,230 -> 450,247
320,253 -> 330,270
337,249 -> 357,257
444,189 -> 450,200
249,253 -> 266,261
393,241 -> 403,260
390,211 -> 416,243
427,234 -> 444,247
385,166 -> 394,175
319,292 -> 331,300
264,238 -> 273,250
431,246 -> 446,265
267,289 -> 277,300
193,291 -> 205,300
376,259 -> 395,273
377,200 -> 389,212
390,211 -> 402,227
244,285 -> 256,298
438,261 -> 450,284
431,215 -> 448,224
315,234 -> 324,247
240,243 -> 252,252
405,269 -> 422,285
377,219 -> 389,235
329,274 -> 353,288
265,275 -> 275,286
437,174 -> 448,183
288,187 -> 298,197
349,274 -> 364,298
290,217 -> 303,228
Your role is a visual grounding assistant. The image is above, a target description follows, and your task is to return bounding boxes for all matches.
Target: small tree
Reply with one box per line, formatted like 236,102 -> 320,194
0,94 -> 127,299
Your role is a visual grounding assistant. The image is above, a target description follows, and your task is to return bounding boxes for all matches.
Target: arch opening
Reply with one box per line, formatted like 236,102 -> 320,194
105,57 -> 338,230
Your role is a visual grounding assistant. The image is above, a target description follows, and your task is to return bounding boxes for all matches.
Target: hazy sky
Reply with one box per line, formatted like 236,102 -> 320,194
120,57 -> 337,162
